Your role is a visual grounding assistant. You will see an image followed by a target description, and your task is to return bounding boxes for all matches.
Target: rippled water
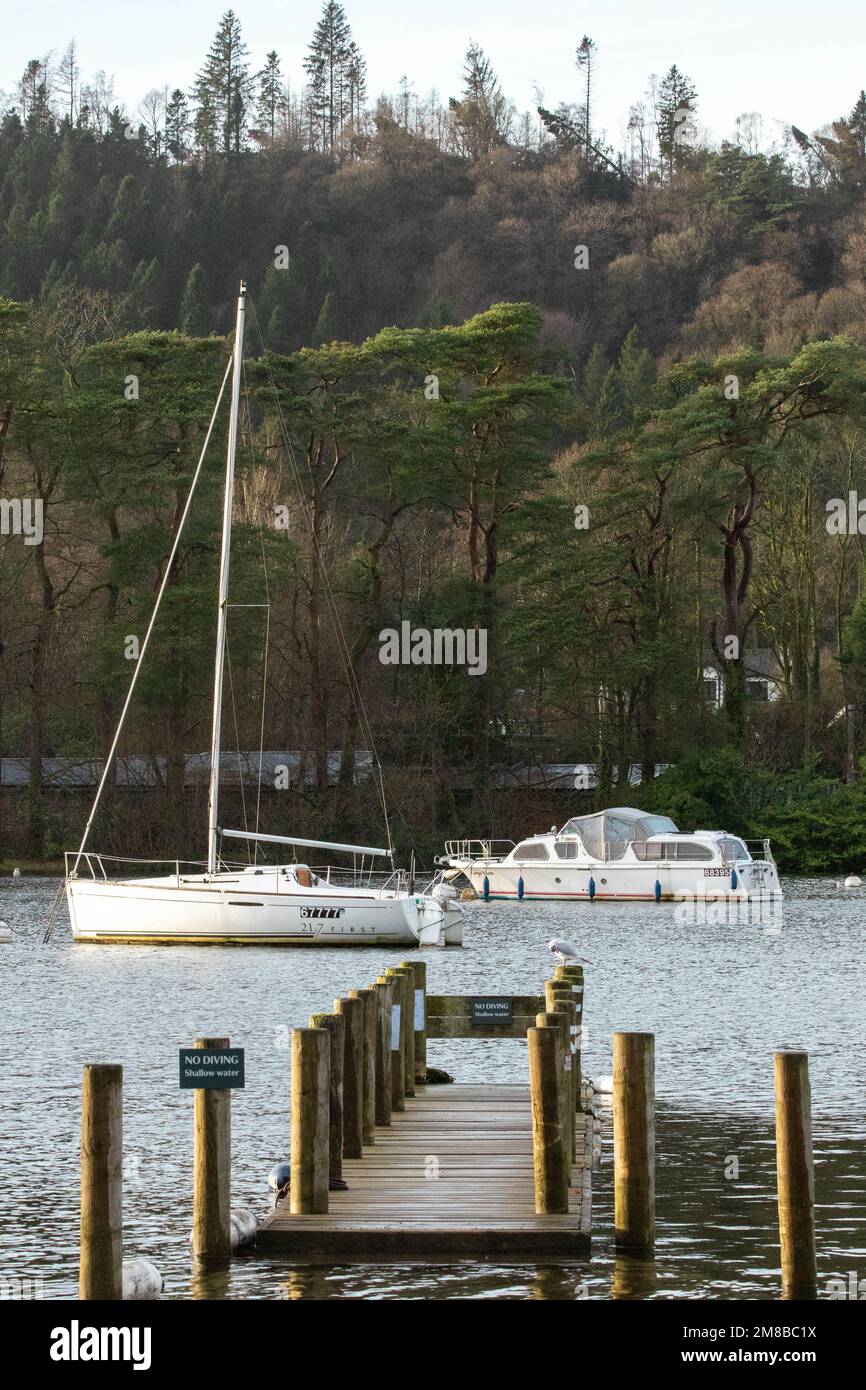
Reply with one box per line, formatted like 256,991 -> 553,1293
0,877 -> 863,1299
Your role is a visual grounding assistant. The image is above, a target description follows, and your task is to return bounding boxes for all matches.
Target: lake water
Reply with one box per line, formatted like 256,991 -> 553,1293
0,877 -> 863,1300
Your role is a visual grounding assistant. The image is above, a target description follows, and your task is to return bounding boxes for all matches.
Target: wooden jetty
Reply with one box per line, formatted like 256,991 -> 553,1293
257,963 -> 593,1261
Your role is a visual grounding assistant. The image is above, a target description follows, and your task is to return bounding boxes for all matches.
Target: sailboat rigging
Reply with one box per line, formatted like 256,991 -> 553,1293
62,282 -> 463,947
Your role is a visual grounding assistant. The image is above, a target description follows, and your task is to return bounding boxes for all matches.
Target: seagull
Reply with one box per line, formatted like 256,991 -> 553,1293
549,938 -> 593,966
267,1161 -> 292,1208
12,867 -> 21,882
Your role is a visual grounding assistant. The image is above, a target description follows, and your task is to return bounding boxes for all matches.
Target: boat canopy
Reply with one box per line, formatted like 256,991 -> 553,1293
559,807 -> 679,861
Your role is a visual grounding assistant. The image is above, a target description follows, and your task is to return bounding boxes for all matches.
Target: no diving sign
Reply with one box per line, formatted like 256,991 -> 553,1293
179,1047 -> 245,1089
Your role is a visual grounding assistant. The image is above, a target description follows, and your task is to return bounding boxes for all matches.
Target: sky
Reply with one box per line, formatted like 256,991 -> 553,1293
4,0 -> 866,147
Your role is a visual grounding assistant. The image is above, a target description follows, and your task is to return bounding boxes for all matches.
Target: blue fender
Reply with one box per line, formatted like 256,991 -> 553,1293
517,875 -> 525,901
482,875 -> 490,901
655,879 -> 662,902
730,868 -> 738,891
588,875 -> 596,901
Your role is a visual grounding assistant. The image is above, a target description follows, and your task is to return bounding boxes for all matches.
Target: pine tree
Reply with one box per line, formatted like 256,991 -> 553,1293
304,2 -> 359,155
256,51 -> 283,144
165,89 -> 191,164
128,257 -> 162,328
180,264 -> 208,335
618,326 -> 657,413
582,343 -> 609,410
657,65 -> 697,177
575,36 -> 596,162
193,10 -> 252,159
592,366 -> 628,438
311,289 -> 338,345
450,43 -> 512,158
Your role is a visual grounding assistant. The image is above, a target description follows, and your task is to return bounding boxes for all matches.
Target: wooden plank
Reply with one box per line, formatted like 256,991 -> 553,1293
257,1083 -> 591,1261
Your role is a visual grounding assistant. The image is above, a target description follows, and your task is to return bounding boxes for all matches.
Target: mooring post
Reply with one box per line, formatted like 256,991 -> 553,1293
554,965 -> 585,1082
546,981 -> 577,1115
383,968 -> 407,1108
401,958 -> 427,1084
348,988 -> 377,1144
387,966 -> 416,1097
192,1035 -> 232,1266
537,1010 -> 572,1167
528,1024 -> 569,1214
290,1027 -> 330,1214
335,996 -> 364,1156
551,999 -> 578,1162
80,1063 -> 123,1300
774,1050 -> 817,1296
309,1011 -> 345,1184
372,977 -> 393,1124
613,1031 -> 655,1253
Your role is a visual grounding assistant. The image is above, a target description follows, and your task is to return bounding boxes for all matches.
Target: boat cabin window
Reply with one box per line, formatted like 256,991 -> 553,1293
514,842 -> 550,860
720,837 -> 749,862
554,841 -> 580,860
671,842 -> 714,861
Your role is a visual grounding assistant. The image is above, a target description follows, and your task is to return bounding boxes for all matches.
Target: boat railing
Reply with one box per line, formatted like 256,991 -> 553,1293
443,839 -> 516,862
65,851 -> 212,886
740,838 -> 776,866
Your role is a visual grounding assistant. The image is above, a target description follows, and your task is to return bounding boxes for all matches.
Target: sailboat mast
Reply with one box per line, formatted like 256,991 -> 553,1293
207,281 -> 246,873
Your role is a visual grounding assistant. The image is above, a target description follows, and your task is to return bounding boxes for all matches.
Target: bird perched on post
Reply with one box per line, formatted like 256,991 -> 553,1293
548,938 -> 593,966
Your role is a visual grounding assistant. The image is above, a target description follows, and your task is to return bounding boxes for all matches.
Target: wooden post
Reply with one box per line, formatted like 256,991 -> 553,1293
309,1011 -> 345,1184
774,1051 -> 817,1296
537,1010 -> 572,1167
382,970 -> 406,1110
79,1063 -> 123,1300
613,1031 -> 655,1253
348,988 -> 376,1144
551,999 -> 577,1161
192,1035 -> 232,1266
554,965 -> 584,1080
387,967 -> 415,1097
372,978 -> 393,1125
335,996 -> 364,1157
528,1025 -> 569,1214
290,1027 -> 330,1214
401,958 -> 427,1084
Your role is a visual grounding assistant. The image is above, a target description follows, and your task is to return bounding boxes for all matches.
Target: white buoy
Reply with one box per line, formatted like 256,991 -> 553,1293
592,1074 -> 613,1094
230,1208 -> 257,1251
11,867 -> 21,882
0,921 -> 11,944
122,1259 -> 163,1300
844,875 -> 862,888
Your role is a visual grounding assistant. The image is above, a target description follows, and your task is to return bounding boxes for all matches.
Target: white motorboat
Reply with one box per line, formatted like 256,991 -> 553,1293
437,807 -> 782,903
61,284 -> 463,948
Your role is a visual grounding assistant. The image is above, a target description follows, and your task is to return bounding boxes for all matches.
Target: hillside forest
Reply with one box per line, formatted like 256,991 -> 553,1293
4,8 -> 866,871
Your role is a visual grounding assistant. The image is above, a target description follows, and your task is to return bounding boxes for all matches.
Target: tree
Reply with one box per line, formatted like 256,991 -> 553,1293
450,43 -> 512,159
304,2 -> 358,155
165,89 -> 192,164
180,263 -> 208,335
657,65 -> 697,177
193,10 -> 252,159
255,51 -> 283,144
57,42 -> 79,124
575,35 -> 596,163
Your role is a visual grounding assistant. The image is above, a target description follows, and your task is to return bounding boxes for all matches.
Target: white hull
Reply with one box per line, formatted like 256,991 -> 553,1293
455,859 -> 779,902
66,870 -> 464,946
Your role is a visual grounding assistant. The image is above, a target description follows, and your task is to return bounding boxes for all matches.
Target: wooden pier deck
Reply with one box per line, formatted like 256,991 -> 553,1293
258,1082 -> 592,1260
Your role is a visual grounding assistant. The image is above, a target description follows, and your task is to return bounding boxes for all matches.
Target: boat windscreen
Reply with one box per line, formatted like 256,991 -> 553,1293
560,808 -> 678,860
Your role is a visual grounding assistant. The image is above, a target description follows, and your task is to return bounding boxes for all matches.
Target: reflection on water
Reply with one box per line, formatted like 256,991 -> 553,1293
0,876 -> 863,1299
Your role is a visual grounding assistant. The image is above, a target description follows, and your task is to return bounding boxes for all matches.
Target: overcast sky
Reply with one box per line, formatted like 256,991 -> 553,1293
4,0 -> 864,147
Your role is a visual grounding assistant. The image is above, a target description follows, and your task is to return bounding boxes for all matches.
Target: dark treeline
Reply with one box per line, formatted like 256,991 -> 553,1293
4,9 -> 866,872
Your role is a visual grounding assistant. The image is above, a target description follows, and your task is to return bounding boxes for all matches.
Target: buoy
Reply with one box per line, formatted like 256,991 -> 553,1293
844,875 -> 862,888
0,921 -> 11,944
654,879 -> 661,902
730,868 -> 738,891
12,867 -> 21,882
592,1074 -> 613,1094
588,875 -> 596,901
230,1208 -> 257,1251
459,886 -> 477,901
122,1259 -> 163,1300
517,875 -> 524,901
482,875 -> 490,901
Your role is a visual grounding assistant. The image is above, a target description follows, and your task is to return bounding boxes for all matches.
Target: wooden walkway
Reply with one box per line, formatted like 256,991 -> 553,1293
258,1082 -> 592,1260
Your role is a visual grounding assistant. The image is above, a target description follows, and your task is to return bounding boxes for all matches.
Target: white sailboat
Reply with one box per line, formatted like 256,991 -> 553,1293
63,283 -> 463,947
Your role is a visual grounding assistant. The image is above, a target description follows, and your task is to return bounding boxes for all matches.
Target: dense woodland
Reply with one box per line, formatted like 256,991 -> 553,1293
4,8 -> 866,871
